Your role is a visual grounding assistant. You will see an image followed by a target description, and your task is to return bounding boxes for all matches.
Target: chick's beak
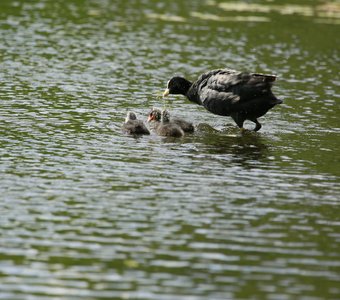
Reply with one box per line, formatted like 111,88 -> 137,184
163,88 -> 170,97
147,114 -> 154,122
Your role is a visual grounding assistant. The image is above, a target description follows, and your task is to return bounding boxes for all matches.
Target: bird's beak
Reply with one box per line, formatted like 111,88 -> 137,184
163,88 -> 170,97
147,115 -> 153,122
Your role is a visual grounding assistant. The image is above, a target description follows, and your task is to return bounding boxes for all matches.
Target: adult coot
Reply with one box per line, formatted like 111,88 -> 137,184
122,111 -> 150,135
148,109 -> 184,137
163,68 -> 282,131
148,107 -> 194,133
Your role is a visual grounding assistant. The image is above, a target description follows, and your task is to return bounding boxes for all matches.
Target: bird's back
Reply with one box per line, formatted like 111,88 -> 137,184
172,118 -> 195,133
155,122 -> 184,137
123,120 -> 150,135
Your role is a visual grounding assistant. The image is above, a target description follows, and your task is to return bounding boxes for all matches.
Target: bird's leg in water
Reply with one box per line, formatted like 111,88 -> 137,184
252,119 -> 262,132
231,114 -> 245,131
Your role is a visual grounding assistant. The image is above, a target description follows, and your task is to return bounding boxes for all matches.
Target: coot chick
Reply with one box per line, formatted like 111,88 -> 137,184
147,107 -> 194,133
163,68 -> 283,131
148,109 -> 184,137
122,111 -> 150,135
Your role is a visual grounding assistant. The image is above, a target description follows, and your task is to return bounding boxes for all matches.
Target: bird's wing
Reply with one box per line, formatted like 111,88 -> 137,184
193,69 -> 277,116
199,88 -> 240,116
201,70 -> 276,102
194,70 -> 242,116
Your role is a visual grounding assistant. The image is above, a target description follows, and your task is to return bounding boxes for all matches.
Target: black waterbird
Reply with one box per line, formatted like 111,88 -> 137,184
163,68 -> 282,131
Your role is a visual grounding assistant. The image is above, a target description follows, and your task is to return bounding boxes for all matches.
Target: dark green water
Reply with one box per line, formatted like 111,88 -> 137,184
1,0 -> 340,299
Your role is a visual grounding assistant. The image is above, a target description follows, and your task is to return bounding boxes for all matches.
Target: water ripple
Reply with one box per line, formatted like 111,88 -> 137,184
1,0 -> 340,299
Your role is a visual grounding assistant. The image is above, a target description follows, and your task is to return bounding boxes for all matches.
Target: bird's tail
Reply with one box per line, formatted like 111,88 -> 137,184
272,97 -> 283,105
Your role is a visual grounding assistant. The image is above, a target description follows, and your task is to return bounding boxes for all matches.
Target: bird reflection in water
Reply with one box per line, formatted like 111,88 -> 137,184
189,123 -> 269,167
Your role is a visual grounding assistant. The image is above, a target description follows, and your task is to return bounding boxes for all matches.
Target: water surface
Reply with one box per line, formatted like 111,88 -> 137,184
0,0 -> 340,299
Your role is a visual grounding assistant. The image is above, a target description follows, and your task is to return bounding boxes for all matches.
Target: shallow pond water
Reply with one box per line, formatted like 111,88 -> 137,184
1,0 -> 340,299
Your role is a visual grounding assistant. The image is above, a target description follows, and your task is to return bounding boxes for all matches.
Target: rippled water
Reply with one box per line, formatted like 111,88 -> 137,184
1,0 -> 340,299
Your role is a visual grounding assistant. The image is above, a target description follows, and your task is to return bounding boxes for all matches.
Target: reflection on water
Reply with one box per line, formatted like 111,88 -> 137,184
193,124 -> 269,166
0,0 -> 340,299
191,12 -> 270,22
147,13 -> 187,22
147,1 -> 340,24
208,1 -> 340,24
